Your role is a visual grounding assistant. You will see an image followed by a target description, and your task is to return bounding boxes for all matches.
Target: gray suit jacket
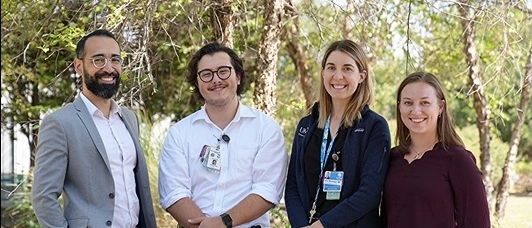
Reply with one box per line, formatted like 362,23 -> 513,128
31,96 -> 157,228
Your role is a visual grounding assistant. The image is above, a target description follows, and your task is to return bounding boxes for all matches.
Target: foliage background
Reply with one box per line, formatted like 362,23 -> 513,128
1,0 -> 531,227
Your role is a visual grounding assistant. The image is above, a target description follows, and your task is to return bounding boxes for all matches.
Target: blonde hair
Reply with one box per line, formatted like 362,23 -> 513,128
317,40 -> 374,129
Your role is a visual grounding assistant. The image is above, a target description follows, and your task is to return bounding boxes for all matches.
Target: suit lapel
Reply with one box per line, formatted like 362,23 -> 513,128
73,97 -> 112,171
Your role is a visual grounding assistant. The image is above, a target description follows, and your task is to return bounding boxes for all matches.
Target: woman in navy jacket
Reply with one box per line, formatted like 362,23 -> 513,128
284,39 -> 391,228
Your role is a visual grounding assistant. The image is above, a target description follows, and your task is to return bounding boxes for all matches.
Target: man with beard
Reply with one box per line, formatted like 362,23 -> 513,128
31,29 -> 156,228
158,42 -> 288,228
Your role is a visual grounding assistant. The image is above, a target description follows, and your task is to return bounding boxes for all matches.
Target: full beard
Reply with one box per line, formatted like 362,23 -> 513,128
84,71 -> 121,99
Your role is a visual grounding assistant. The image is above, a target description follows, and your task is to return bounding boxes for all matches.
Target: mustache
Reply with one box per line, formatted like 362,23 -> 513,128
95,72 -> 119,79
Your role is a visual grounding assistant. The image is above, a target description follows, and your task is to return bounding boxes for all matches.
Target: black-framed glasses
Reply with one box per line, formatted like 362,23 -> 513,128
197,66 -> 232,83
82,56 -> 123,69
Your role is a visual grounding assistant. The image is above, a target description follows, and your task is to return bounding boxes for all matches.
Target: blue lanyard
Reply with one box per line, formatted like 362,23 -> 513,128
320,117 -> 335,173
310,117 -> 341,214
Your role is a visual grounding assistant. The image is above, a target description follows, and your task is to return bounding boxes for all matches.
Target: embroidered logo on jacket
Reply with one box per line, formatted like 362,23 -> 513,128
297,126 -> 308,137
354,128 -> 364,133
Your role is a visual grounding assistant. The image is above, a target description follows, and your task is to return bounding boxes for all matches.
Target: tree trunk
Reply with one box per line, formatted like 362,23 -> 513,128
495,47 -> 532,218
457,0 -> 494,206
29,81 -> 40,168
211,0 -> 234,47
253,0 -> 284,116
283,0 -> 314,109
343,0 -> 355,40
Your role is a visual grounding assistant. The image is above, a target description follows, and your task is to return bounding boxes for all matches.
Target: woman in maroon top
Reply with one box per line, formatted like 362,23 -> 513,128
381,72 -> 491,227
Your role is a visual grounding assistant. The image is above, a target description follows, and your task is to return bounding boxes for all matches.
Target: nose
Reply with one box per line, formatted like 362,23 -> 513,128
411,104 -> 422,113
101,61 -> 117,73
211,72 -> 223,83
332,69 -> 344,79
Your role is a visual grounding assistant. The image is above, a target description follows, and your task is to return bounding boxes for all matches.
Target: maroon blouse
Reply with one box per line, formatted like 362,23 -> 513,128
381,143 -> 490,228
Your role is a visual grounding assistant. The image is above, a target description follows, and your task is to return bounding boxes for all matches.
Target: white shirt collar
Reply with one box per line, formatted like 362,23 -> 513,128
191,102 -> 255,124
79,92 -> 121,116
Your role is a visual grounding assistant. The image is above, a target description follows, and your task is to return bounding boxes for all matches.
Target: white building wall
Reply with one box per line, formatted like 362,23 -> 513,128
1,124 -> 31,181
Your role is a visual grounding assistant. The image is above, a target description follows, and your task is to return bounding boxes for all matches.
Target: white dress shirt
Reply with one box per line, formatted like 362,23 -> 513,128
80,94 -> 139,228
158,103 -> 288,228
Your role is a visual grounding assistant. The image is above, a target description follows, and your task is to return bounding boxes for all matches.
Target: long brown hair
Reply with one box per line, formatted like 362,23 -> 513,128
317,40 -> 374,129
395,71 -> 464,154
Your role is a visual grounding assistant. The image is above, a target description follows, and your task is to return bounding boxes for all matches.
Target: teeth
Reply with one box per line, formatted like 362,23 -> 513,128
332,84 -> 346,89
411,118 -> 425,123
100,77 -> 115,81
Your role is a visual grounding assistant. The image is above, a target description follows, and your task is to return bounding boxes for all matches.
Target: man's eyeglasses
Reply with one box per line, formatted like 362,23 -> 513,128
81,56 -> 123,69
197,66 -> 232,83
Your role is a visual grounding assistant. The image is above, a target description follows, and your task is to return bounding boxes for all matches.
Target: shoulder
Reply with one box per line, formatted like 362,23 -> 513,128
444,145 -> 483,180
241,105 -> 269,117
120,106 -> 138,120
362,108 -> 389,124
294,114 -> 314,139
42,102 -> 76,120
390,146 -> 402,158
172,109 -> 201,127
45,96 -> 89,120
241,105 -> 281,126
434,144 -> 478,170
297,113 -> 314,126
120,106 -> 135,115
358,108 -> 391,133
446,145 -> 477,164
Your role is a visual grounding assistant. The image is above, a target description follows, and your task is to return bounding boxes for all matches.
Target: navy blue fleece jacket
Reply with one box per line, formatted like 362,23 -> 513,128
285,103 -> 391,228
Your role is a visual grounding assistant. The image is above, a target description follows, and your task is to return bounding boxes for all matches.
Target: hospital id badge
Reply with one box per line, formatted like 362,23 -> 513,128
202,146 -> 221,172
323,171 -> 343,200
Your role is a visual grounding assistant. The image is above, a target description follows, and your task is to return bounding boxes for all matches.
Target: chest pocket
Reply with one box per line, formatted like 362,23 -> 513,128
230,144 -> 258,173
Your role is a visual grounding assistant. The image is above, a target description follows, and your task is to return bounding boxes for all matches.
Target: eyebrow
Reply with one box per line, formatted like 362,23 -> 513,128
325,63 -> 356,67
402,96 -> 431,100
91,53 -> 121,58
198,65 -> 232,71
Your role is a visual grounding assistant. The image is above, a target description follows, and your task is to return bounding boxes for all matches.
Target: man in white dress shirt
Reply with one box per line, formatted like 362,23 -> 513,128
158,42 -> 288,228
31,29 -> 156,227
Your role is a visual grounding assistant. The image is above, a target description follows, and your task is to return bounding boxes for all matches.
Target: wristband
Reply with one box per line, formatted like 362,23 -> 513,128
220,212 -> 233,228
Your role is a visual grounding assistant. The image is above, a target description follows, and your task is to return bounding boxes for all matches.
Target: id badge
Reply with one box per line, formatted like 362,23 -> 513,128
323,171 -> 343,200
201,146 -> 221,172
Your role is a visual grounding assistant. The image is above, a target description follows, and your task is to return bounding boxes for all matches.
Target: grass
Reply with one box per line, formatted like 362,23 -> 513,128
497,194 -> 532,228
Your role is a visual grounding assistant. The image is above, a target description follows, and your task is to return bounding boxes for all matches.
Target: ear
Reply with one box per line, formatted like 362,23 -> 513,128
74,58 -> 83,76
359,70 -> 367,82
439,99 -> 445,115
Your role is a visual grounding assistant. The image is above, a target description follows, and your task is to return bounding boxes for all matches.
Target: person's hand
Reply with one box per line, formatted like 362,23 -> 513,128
188,216 -> 226,228
308,220 -> 324,228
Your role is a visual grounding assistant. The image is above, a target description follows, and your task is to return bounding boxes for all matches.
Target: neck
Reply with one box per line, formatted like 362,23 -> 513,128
331,101 -> 347,121
205,99 -> 239,130
328,103 -> 346,138
83,90 -> 112,119
410,133 -> 439,152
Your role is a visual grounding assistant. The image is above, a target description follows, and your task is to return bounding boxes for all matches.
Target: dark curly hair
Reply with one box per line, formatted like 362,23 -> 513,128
186,42 -> 247,101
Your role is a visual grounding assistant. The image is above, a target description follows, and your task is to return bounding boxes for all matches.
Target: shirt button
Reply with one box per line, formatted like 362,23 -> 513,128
106,220 -> 112,226
108,193 -> 114,199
